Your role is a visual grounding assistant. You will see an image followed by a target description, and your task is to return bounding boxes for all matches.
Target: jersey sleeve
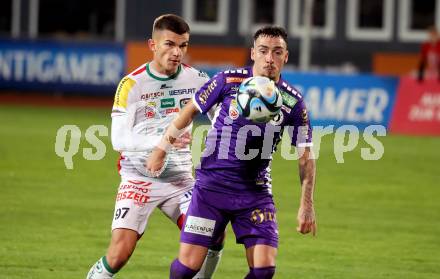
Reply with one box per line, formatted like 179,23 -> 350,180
112,76 -> 137,116
286,100 -> 313,147
192,72 -> 225,114
110,76 -> 160,152
111,116 -> 162,152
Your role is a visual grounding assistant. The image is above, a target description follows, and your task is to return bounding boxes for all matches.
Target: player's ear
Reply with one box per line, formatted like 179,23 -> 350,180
148,39 -> 156,52
250,47 -> 255,61
284,50 -> 289,63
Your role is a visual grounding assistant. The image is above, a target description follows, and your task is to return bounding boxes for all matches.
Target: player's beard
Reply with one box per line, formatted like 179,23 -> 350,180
262,67 -> 277,81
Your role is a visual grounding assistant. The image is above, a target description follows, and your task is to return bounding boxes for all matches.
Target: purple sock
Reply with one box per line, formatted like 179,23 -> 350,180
244,266 -> 276,279
169,259 -> 199,279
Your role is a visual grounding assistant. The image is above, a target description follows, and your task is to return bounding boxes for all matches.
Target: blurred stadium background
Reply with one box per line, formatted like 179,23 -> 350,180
0,0 -> 439,278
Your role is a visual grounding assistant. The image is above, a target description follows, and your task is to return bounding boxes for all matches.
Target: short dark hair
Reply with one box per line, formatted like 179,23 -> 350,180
152,14 -> 190,35
253,26 -> 288,46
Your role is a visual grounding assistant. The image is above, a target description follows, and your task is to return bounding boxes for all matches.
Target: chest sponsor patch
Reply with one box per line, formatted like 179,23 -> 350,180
161,98 -> 175,108
166,107 -> 179,114
159,107 -> 180,117
229,99 -> 239,120
169,88 -> 196,95
147,101 -> 157,108
280,90 -> 298,108
184,216 -> 216,237
145,107 -> 155,119
141,91 -> 165,100
226,77 -> 246,83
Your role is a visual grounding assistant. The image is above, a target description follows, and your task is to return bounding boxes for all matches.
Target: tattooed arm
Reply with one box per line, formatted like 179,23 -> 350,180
296,146 -> 317,236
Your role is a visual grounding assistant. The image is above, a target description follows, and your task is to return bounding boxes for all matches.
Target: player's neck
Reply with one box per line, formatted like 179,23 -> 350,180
149,61 -> 178,77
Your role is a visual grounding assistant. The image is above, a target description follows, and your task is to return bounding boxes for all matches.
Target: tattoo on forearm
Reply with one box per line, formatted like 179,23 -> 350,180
299,150 -> 316,206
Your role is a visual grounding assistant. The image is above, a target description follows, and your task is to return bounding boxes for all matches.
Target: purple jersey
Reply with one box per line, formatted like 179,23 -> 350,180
192,67 -> 312,194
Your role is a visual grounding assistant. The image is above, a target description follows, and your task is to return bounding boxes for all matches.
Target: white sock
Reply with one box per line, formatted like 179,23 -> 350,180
86,256 -> 116,279
194,247 -> 223,279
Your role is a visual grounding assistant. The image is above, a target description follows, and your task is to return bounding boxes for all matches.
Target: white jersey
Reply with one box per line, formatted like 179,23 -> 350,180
111,63 -> 209,182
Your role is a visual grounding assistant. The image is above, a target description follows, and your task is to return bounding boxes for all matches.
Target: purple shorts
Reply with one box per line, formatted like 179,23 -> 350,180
180,185 -> 278,248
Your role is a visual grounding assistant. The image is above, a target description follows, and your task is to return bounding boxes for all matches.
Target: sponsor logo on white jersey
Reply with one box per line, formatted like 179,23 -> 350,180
160,84 -> 172,89
169,88 -> 196,96
160,98 -> 175,108
141,91 -> 165,100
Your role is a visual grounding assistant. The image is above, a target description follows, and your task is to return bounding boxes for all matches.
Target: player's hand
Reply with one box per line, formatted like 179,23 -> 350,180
146,148 -> 167,177
172,132 -> 192,149
296,205 -> 317,236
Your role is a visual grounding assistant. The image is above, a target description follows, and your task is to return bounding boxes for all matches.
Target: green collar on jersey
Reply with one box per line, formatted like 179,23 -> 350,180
146,63 -> 182,81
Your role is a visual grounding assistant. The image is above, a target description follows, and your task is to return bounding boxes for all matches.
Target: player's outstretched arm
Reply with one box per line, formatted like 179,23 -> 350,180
296,146 -> 317,236
146,100 -> 200,174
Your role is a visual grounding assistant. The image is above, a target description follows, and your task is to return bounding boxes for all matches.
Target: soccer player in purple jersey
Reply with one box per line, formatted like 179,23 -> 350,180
147,26 -> 317,279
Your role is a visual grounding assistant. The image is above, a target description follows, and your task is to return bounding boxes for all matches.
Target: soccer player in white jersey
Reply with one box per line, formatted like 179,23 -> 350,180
86,14 -> 223,279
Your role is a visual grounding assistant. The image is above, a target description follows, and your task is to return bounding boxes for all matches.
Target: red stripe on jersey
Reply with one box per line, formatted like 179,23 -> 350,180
177,213 -> 186,230
117,154 -> 124,174
182,63 -> 192,69
132,66 -> 146,76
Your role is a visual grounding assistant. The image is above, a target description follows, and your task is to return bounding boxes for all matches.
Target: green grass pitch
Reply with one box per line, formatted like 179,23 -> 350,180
0,104 -> 439,278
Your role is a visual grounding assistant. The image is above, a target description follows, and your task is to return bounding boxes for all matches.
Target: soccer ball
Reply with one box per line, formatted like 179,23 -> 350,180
236,76 -> 282,123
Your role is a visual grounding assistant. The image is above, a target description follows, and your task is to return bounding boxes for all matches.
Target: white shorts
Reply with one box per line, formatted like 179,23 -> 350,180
111,177 -> 194,235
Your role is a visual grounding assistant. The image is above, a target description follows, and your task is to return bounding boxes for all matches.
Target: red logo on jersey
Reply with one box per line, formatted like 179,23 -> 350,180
229,99 -> 239,120
146,110 -> 155,118
229,107 -> 239,120
226,77 -> 246,83
166,108 -> 179,114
